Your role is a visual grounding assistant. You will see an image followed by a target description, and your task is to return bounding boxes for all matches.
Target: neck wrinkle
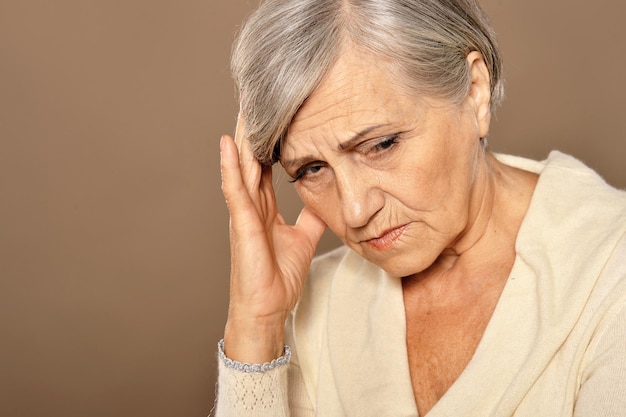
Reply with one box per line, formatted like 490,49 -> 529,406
446,151 -> 497,261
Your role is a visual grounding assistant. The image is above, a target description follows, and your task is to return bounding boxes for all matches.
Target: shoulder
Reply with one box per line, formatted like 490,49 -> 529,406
509,151 -> 626,341
499,151 -> 626,335
511,151 -> 626,261
574,235 -> 626,415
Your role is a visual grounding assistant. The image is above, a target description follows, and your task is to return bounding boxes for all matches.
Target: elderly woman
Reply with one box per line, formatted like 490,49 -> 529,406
215,0 -> 626,416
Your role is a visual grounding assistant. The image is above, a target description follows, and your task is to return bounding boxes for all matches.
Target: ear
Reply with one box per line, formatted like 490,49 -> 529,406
466,51 -> 492,139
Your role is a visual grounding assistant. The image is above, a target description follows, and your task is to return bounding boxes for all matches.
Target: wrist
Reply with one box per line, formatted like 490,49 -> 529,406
223,315 -> 286,363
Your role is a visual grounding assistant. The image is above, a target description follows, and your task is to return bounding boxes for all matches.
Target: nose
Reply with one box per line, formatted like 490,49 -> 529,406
335,165 -> 383,229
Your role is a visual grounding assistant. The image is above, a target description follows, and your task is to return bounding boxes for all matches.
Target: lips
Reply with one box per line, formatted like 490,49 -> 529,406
365,224 -> 408,251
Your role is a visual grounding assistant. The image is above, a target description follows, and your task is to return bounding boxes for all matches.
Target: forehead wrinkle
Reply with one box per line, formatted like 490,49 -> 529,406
283,50 -> 416,166
288,83 -> 397,147
281,125 -> 341,168
289,89 -> 358,136
289,55 -> 378,131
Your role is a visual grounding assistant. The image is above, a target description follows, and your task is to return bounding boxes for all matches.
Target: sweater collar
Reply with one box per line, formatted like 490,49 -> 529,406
324,152 -> 626,416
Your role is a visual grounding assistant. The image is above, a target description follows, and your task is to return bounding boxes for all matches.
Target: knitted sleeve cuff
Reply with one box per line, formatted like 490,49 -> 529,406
217,339 -> 291,373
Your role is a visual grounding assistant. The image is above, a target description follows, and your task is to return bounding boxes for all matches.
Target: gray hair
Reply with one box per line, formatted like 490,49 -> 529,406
232,0 -> 504,165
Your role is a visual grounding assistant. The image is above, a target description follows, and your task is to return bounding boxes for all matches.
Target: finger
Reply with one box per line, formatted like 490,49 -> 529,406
220,134 -> 258,226
233,111 -> 246,148
233,113 -> 262,196
295,207 -> 327,250
258,164 -> 277,222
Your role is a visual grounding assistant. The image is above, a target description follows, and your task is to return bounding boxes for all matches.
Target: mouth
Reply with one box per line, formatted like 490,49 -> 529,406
365,224 -> 408,251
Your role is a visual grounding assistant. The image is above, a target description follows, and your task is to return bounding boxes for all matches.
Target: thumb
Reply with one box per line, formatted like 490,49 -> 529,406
295,207 -> 327,250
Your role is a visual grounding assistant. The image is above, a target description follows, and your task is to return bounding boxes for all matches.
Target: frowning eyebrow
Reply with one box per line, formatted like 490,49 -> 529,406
282,123 -> 390,168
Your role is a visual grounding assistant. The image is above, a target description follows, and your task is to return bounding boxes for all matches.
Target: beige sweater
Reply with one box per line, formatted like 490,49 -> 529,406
215,152 -> 626,417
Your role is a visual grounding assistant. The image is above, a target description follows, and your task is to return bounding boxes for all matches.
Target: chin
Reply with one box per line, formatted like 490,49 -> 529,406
363,251 -> 435,279
341,236 -> 440,278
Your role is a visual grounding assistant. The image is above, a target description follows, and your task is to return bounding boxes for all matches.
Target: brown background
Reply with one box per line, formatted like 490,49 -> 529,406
0,1 -> 624,416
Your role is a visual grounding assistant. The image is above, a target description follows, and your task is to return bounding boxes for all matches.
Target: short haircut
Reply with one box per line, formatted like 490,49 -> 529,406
232,0 -> 504,165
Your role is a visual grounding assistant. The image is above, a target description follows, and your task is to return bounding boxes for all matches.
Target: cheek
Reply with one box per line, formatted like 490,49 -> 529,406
383,159 -> 439,210
385,149 -> 473,229
295,186 -> 342,228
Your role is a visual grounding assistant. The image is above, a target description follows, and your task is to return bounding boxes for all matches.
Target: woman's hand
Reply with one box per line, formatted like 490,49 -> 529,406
220,115 -> 327,363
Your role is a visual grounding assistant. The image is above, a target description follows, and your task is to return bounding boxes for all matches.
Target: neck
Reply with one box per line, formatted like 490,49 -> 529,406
406,152 -> 537,290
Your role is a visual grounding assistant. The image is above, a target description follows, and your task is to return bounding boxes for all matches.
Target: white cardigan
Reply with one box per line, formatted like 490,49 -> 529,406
215,152 -> 626,417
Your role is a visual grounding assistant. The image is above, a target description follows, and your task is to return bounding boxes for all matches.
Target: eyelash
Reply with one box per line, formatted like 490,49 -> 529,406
288,134 -> 400,183
288,163 -> 324,183
370,135 -> 399,153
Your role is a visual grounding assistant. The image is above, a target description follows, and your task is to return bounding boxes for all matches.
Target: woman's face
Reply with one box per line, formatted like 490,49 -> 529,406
280,51 -> 491,277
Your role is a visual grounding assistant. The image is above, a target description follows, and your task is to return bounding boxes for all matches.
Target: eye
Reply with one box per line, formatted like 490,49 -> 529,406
288,163 -> 325,183
368,135 -> 400,154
